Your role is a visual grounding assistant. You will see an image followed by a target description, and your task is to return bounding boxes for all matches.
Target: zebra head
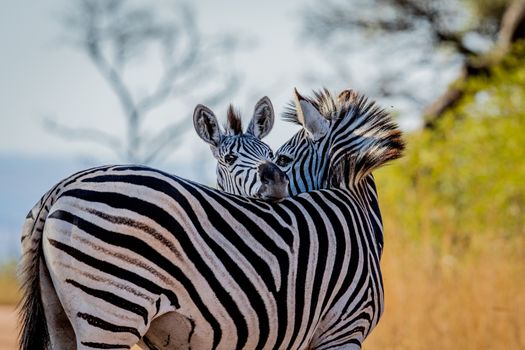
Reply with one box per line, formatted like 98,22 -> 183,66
275,88 -> 405,194
193,96 -> 289,201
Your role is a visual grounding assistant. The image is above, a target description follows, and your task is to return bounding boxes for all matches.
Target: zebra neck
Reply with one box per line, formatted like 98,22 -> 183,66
337,174 -> 384,255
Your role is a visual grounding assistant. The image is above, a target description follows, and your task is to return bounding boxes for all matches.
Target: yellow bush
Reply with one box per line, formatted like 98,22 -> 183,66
365,44 -> 525,348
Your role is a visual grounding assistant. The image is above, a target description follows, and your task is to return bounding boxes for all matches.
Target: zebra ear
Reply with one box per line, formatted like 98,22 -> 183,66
193,104 -> 223,150
247,96 -> 274,139
293,88 -> 329,141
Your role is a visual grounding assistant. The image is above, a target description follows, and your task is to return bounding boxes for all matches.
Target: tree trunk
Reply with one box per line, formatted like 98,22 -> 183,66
423,0 -> 525,129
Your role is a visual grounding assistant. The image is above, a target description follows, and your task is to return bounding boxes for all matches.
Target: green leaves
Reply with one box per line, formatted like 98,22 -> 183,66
375,43 -> 525,248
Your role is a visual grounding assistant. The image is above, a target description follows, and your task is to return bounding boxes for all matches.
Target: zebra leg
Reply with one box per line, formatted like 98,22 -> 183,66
39,259 -> 76,349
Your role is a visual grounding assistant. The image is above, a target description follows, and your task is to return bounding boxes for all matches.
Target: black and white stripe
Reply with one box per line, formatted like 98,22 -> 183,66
19,97 -> 287,350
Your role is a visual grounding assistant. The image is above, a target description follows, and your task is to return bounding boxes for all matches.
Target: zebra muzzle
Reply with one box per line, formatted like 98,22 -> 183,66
256,162 -> 289,202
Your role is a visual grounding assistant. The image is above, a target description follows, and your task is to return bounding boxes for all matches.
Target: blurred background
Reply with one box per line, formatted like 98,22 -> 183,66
0,0 -> 524,348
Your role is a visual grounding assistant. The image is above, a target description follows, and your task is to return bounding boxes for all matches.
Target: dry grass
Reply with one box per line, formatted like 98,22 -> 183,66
365,234 -> 525,350
0,262 -> 19,306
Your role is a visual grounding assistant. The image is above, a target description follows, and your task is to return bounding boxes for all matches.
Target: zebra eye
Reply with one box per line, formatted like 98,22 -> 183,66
224,154 -> 238,165
268,151 -> 274,159
276,154 -> 292,167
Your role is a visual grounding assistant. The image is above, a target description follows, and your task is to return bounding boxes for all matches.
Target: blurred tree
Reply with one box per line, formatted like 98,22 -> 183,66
375,42 -> 525,248
46,0 -> 240,164
302,0 -> 525,128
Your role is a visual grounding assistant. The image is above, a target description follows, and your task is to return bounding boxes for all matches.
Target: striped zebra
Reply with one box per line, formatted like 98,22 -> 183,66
18,98 -> 288,350
269,88 -> 405,348
19,90 -> 404,350
193,96 -> 286,200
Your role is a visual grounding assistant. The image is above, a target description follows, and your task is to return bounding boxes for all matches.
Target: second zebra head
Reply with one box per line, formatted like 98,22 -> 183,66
193,97 -> 288,201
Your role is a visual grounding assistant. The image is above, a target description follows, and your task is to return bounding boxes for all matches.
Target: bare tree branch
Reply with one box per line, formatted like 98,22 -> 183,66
303,0 -> 525,129
142,119 -> 191,164
136,3 -> 201,114
424,0 -> 525,127
50,0 -> 242,164
43,117 -> 124,157
497,0 -> 525,51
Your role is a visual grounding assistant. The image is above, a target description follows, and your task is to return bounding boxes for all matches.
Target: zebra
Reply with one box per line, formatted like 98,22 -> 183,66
145,89 -> 401,349
18,97 -> 288,350
193,96 -> 287,200
269,88 -> 405,348
19,89 -> 404,350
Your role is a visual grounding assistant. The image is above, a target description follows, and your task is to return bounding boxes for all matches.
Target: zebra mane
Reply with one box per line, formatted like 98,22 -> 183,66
333,89 -> 404,185
282,88 -> 379,124
283,88 -> 405,186
224,104 -> 243,135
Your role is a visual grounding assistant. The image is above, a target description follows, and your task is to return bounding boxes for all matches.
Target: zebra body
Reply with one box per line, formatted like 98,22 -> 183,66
22,164 -> 380,349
